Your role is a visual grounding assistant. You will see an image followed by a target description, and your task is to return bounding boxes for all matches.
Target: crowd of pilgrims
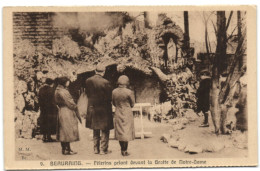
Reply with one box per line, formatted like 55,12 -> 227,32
38,63 -> 135,156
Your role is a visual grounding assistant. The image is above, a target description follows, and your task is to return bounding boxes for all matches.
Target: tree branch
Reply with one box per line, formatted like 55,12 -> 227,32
219,32 -> 246,104
227,26 -> 238,41
211,20 -> 217,36
226,11 -> 233,31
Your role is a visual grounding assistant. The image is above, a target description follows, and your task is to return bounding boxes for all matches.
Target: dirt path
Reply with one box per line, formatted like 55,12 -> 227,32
15,116 -> 247,161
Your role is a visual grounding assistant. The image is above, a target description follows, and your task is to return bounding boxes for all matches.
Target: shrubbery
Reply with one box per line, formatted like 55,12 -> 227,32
94,23 -> 151,61
52,36 -> 81,59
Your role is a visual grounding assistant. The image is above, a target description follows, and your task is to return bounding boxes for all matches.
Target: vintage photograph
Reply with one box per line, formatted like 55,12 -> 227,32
3,6 -> 257,169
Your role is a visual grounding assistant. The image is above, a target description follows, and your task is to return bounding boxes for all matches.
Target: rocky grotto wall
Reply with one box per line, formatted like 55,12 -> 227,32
71,64 -> 164,105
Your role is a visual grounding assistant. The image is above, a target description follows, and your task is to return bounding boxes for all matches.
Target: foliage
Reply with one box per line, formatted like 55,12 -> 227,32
78,46 -> 102,62
94,28 -> 121,57
94,23 -> 150,61
147,29 -> 164,67
52,36 -> 81,59
13,39 -> 39,80
14,39 -> 36,58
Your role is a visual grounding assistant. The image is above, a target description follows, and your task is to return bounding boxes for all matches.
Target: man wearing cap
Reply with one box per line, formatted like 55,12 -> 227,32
85,63 -> 113,155
196,70 -> 211,127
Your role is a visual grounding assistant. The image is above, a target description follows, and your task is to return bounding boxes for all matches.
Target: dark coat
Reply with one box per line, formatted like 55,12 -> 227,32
55,85 -> 79,142
196,77 -> 211,113
38,84 -> 58,135
112,86 -> 135,141
85,74 -> 114,130
236,81 -> 247,130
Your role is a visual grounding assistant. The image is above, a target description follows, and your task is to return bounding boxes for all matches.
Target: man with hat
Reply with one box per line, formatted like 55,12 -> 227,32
85,63 -> 114,155
196,69 -> 211,127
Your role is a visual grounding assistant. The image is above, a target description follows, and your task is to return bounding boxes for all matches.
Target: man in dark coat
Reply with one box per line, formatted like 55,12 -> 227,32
85,63 -> 113,155
38,78 -> 58,142
196,70 -> 211,127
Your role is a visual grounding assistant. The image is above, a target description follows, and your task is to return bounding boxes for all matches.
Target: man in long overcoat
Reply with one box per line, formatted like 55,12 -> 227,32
196,70 -> 211,127
85,63 -> 113,155
38,78 -> 58,142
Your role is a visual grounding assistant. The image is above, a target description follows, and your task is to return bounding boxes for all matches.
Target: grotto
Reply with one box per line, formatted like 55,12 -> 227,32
69,64 -> 165,106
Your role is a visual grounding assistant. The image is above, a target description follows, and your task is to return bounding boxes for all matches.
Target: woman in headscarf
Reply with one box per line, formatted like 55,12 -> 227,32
112,75 -> 135,156
54,77 -> 82,155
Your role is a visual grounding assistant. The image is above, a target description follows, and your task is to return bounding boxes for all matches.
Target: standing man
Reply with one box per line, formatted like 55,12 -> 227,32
38,78 -> 58,142
196,70 -> 211,127
85,63 -> 113,155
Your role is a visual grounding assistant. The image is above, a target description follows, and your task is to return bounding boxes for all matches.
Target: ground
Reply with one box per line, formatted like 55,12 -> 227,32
15,115 -> 248,161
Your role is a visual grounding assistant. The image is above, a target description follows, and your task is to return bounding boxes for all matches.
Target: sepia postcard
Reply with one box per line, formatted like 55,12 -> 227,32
3,6 -> 257,170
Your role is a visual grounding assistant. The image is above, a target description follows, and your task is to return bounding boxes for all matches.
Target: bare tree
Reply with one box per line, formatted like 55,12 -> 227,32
210,11 -> 246,134
210,11 -> 227,134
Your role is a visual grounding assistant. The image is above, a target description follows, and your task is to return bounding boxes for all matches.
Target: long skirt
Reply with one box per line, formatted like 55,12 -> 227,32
56,107 -> 79,142
114,110 -> 135,141
39,110 -> 57,135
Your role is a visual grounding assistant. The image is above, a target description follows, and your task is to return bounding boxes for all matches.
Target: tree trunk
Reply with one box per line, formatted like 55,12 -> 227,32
144,12 -> 150,28
210,11 -> 227,134
211,68 -> 221,134
184,11 -> 190,50
215,11 -> 227,74
205,25 -> 211,56
237,11 -> 243,70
